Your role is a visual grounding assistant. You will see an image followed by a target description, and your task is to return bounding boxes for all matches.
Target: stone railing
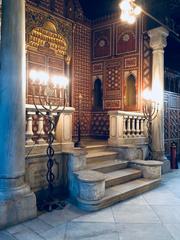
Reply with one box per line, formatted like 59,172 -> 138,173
108,111 -> 148,146
25,104 -> 75,152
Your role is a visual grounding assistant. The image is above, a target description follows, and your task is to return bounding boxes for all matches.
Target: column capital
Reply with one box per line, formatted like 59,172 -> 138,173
148,27 -> 169,50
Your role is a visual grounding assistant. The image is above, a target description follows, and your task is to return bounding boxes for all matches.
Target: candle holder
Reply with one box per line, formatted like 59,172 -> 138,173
29,70 -> 69,211
74,94 -> 83,147
142,90 -> 159,160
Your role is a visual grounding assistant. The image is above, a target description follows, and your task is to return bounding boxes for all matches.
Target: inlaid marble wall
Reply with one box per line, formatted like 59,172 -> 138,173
164,91 -> 180,156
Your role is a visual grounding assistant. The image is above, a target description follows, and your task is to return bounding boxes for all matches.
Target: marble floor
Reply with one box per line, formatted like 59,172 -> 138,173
1,169 -> 180,240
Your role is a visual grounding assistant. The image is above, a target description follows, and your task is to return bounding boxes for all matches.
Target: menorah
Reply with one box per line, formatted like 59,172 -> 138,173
29,69 -> 69,211
142,90 -> 159,160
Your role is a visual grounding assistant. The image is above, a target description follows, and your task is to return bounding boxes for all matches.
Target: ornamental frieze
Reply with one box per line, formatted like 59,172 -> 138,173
26,5 -> 73,57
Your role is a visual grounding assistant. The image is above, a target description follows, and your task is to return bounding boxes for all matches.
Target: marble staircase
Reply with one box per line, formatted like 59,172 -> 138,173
70,143 -> 162,211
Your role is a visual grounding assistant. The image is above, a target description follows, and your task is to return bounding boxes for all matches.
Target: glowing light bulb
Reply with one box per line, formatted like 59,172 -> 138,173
52,75 -> 69,88
142,89 -> 152,101
29,69 -> 38,82
38,71 -> 49,85
121,11 -> 131,22
128,15 -> 136,24
52,75 -> 61,87
119,0 -> 131,11
60,76 -> 69,89
133,6 -> 142,15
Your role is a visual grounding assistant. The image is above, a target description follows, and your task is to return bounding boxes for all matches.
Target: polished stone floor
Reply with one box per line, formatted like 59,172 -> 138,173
1,169 -> 180,240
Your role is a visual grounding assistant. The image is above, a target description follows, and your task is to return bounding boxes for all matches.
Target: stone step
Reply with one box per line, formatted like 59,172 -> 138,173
105,168 -> 142,188
76,178 -> 160,211
87,160 -> 128,173
86,151 -> 119,164
85,144 -> 108,154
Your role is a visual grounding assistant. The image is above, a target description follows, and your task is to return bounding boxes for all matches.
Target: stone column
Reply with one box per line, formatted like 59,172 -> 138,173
0,0 -> 37,229
148,27 -> 170,172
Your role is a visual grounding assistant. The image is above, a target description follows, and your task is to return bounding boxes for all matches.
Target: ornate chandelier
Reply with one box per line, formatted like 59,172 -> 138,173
119,0 -> 142,24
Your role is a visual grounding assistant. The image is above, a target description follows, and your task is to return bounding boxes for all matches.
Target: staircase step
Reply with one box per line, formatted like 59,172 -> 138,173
87,160 -> 128,173
85,144 -> 108,153
86,151 -> 118,164
105,168 -> 142,188
76,178 -> 160,211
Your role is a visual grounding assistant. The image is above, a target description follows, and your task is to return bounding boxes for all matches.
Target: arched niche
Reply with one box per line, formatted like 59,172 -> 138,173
93,78 -> 103,111
125,73 -> 136,108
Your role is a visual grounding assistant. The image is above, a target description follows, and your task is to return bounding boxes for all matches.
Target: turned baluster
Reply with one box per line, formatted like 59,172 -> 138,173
131,116 -> 136,137
140,117 -> 144,136
123,116 -> 127,137
143,118 -> 148,138
26,112 -> 34,145
127,116 -> 131,138
136,117 -> 140,137
37,115 -> 45,144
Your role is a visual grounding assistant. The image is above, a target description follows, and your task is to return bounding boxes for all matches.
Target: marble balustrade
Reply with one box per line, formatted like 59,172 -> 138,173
25,104 -> 75,150
108,110 -> 148,146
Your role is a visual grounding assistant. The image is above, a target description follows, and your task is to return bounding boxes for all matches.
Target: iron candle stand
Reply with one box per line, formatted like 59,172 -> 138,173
142,99 -> 159,160
30,70 -> 68,211
75,94 -> 83,147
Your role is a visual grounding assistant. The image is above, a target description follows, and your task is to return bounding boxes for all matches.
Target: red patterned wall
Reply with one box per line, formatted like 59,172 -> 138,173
91,18 -> 143,137
93,28 -> 111,59
115,23 -> 137,55
91,112 -> 109,138
26,0 -> 64,16
72,23 -> 92,136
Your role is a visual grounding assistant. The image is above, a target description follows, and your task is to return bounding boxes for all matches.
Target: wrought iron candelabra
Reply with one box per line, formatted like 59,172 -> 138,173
30,70 -> 68,211
74,94 -> 83,147
142,97 -> 159,160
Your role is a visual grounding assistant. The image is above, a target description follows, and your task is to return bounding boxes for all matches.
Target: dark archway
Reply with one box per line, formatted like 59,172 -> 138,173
93,78 -> 103,110
126,74 -> 136,107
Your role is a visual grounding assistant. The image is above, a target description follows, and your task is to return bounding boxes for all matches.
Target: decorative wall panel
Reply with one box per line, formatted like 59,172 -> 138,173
93,27 -> 111,59
25,7 -> 71,106
115,23 -> 137,55
104,100 -> 121,109
91,112 -> 109,137
104,60 -> 122,101
164,91 -> 180,157
124,56 -> 138,68
26,6 -> 73,56
142,34 -> 152,90
72,23 -> 91,136
92,63 -> 103,73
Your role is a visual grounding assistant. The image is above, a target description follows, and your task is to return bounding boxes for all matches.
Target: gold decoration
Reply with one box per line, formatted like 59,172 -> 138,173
27,21 -> 68,57
65,55 -> 71,65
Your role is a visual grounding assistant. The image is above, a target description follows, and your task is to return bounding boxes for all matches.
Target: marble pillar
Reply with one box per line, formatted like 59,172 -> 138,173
148,27 -> 170,172
0,0 -> 37,229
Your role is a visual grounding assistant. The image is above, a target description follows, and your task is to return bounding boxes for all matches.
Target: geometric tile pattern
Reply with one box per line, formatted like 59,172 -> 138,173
72,23 -> 91,136
91,112 -> 109,137
104,61 -> 122,100
164,91 -> 180,156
